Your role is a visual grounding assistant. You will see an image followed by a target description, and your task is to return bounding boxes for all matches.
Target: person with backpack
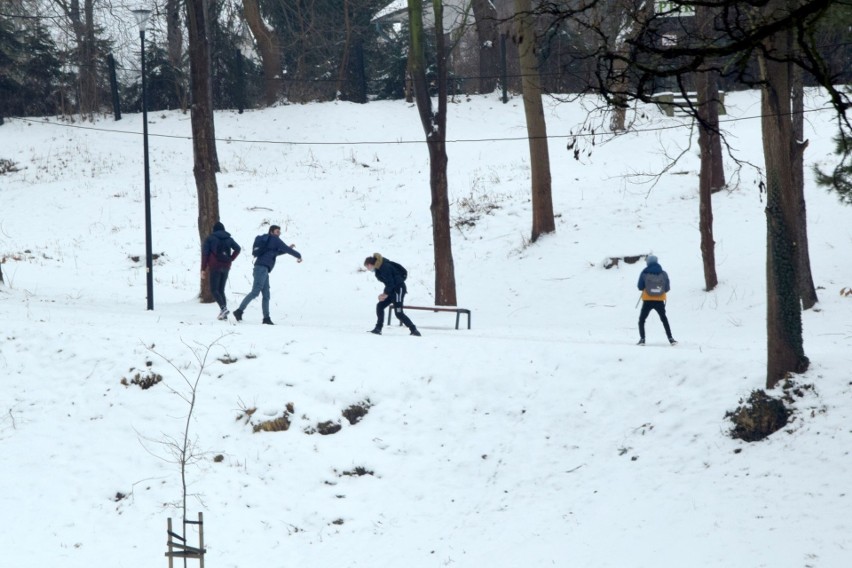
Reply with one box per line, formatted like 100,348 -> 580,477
636,254 -> 677,346
201,221 -> 241,320
364,253 -> 420,336
233,225 -> 302,325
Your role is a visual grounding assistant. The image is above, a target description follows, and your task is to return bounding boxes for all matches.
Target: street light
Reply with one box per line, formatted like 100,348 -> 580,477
132,6 -> 154,310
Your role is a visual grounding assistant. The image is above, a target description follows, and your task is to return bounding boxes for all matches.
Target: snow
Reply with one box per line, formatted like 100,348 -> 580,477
1,90 -> 851,568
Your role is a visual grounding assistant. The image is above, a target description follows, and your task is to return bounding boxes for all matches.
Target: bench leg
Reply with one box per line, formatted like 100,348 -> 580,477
455,312 -> 460,330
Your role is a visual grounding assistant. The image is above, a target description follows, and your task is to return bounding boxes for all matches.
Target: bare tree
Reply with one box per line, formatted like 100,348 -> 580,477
470,0 -> 500,94
695,5 -> 724,290
242,0 -> 283,105
696,98 -> 719,292
608,0 -> 652,132
407,0 -> 458,305
52,0 -> 100,116
513,0 -> 555,242
187,0 -> 221,303
146,336 -> 226,542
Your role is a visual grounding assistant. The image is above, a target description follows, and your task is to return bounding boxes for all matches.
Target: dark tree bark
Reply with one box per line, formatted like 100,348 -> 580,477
470,0 -> 500,94
408,0 -> 457,306
759,23 -> 809,388
513,0 -> 555,242
243,0 -> 283,106
696,72 -> 718,291
187,0 -> 221,303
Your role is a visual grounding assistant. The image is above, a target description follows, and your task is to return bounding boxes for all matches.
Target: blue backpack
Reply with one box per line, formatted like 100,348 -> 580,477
252,234 -> 270,258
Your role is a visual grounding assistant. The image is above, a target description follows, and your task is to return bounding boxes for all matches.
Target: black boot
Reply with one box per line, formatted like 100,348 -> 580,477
262,317 -> 274,325
369,326 -> 382,335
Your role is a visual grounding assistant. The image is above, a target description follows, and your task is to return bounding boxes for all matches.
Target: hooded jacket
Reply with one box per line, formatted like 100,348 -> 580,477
201,228 -> 241,271
371,253 -> 407,295
253,234 -> 301,273
637,261 -> 670,301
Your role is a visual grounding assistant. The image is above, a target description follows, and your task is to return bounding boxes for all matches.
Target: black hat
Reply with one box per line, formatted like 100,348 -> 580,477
213,222 -> 225,231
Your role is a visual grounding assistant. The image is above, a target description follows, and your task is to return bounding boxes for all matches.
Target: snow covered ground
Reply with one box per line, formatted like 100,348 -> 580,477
1,89 -> 850,567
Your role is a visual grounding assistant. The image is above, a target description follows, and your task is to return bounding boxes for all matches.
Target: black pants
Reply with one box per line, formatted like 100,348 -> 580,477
375,287 -> 415,330
639,300 -> 673,340
209,268 -> 230,310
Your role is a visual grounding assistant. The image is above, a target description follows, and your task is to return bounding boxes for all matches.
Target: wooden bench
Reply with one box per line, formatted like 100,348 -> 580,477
651,90 -> 726,117
387,305 -> 471,329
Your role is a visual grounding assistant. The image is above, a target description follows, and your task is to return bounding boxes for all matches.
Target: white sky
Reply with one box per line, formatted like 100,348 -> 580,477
1,89 -> 851,567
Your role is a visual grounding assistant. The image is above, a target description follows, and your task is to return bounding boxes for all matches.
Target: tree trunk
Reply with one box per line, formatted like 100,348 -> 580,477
408,0 -> 457,306
791,57 -> 818,309
336,0 -> 353,99
513,0 -> 555,242
470,0 -> 499,94
187,0 -> 220,303
609,55 -> 628,132
758,34 -> 809,388
166,0 -> 188,111
608,1 -> 649,132
694,5 -> 719,290
63,0 -> 98,116
243,0 -> 283,106
696,70 -> 718,291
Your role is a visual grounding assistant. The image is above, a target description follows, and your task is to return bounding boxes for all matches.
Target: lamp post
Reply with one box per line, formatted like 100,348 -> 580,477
132,7 -> 154,310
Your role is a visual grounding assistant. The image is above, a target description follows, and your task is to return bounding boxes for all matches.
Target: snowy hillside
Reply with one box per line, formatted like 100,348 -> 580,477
1,90 -> 851,568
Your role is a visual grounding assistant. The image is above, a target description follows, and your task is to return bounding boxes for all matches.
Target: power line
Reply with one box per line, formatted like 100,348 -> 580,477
11,104 -> 837,147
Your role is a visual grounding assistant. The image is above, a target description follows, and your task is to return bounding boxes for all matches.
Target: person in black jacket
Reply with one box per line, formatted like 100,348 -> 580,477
233,225 -> 302,325
364,253 -> 420,336
201,221 -> 241,320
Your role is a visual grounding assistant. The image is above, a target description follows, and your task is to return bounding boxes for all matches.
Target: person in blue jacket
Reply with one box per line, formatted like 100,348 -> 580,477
636,254 -> 676,345
201,221 -> 241,320
364,253 -> 420,336
233,225 -> 302,325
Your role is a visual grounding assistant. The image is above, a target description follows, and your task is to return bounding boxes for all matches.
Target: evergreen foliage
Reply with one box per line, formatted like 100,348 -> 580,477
124,41 -> 186,112
209,3 -> 262,111
0,13 -> 65,118
814,132 -> 852,205
367,21 -> 409,101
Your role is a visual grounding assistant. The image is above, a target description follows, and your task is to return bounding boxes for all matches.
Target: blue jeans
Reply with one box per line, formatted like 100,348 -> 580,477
238,265 -> 271,318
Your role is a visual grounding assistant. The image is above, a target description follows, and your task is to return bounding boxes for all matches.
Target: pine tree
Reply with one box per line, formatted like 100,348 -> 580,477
815,134 -> 852,205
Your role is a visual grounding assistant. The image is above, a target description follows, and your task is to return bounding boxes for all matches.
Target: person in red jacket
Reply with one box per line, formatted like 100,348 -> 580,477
201,221 -> 241,320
